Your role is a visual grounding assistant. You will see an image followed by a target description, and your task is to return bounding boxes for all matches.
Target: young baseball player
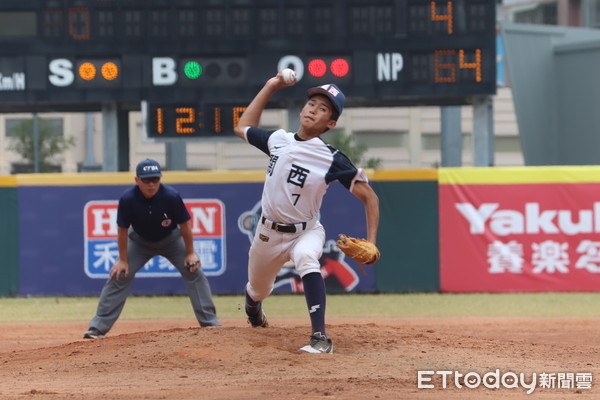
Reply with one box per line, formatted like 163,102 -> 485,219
233,72 -> 380,353
83,159 -> 220,339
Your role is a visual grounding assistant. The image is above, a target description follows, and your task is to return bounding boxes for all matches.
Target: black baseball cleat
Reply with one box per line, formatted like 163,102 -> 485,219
83,327 -> 105,339
298,332 -> 333,354
246,308 -> 269,328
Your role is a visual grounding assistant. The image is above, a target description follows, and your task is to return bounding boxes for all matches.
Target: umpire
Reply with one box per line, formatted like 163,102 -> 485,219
84,159 -> 220,339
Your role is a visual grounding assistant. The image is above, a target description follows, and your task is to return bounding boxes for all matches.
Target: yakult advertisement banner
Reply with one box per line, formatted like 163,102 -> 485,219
439,167 -> 600,292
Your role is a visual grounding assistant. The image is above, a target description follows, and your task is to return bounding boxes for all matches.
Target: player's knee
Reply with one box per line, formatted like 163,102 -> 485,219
182,270 -> 205,284
109,273 -> 134,287
246,282 -> 272,302
296,264 -> 321,277
292,252 -> 321,275
294,260 -> 321,277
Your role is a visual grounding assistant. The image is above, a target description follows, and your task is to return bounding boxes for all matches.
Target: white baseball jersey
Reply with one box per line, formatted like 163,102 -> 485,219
244,127 -> 368,224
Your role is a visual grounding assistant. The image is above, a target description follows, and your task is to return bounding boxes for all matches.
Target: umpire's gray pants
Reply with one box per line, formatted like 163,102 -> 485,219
89,228 -> 220,334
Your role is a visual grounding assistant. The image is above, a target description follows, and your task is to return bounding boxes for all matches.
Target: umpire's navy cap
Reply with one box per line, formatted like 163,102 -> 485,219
307,83 -> 345,120
136,158 -> 163,178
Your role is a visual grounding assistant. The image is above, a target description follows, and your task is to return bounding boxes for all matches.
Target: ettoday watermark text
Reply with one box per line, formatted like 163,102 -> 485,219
417,370 -> 592,395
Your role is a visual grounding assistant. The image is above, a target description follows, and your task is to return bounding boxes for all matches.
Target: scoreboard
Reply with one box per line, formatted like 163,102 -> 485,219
0,0 -> 497,137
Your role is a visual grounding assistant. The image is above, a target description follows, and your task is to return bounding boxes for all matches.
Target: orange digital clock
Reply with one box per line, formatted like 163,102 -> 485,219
148,104 -> 247,137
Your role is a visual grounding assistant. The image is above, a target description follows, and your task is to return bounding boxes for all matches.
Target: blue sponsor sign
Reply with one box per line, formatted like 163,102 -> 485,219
84,199 -> 226,278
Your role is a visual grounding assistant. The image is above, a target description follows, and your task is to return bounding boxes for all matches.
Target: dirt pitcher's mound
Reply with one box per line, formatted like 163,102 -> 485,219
1,318 -> 599,399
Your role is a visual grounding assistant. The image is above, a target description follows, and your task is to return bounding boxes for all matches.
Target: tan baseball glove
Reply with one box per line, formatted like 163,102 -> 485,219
336,234 -> 380,274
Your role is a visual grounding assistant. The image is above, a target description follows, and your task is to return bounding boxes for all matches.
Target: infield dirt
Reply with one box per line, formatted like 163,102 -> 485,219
0,318 -> 598,399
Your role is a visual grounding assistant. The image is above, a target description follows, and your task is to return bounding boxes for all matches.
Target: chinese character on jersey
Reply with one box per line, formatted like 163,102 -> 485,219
267,155 -> 279,176
287,164 -> 310,188
532,240 -> 569,273
487,240 -> 524,273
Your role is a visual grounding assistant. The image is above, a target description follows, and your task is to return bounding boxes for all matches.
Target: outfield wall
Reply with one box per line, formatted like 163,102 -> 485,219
2,170 -> 439,297
5,166 -> 600,297
372,170 -> 439,293
0,177 -> 18,296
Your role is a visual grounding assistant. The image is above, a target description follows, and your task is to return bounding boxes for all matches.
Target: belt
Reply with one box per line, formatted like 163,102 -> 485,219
261,216 -> 307,233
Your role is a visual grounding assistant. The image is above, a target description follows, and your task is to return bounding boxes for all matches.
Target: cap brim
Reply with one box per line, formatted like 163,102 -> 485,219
307,88 -> 341,114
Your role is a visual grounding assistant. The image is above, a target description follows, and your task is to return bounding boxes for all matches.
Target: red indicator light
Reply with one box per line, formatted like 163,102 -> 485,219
307,59 -> 327,77
330,58 -> 350,77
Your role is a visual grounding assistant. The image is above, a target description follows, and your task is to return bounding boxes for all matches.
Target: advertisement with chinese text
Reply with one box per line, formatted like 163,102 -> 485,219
439,167 -> 600,292
18,179 -> 375,296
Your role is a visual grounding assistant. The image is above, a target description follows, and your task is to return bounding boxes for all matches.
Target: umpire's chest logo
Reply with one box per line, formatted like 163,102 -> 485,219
259,233 -> 269,242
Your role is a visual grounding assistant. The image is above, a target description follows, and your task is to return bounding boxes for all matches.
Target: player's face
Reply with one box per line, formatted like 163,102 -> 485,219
299,96 -> 337,134
135,176 -> 161,198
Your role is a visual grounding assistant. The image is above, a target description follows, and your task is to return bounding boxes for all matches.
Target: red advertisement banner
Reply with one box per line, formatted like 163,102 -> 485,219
440,182 -> 600,292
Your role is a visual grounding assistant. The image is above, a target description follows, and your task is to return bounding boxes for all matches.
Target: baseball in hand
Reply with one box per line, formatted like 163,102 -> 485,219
281,68 -> 296,84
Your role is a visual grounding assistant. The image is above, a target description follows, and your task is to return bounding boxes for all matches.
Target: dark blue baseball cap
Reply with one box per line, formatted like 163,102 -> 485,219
136,159 -> 162,178
307,83 -> 345,120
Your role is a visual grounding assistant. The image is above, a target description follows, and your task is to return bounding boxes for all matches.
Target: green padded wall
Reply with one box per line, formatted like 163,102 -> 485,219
372,180 -> 439,292
0,183 -> 18,296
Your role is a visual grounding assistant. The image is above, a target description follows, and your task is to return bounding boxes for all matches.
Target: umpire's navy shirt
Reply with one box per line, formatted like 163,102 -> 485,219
116,184 -> 190,242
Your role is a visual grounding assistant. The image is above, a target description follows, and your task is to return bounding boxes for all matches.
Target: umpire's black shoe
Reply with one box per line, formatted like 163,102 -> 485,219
246,307 -> 269,328
298,332 -> 333,354
83,327 -> 105,339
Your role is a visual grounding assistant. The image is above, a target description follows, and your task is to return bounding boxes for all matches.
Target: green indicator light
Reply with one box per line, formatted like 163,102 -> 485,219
184,61 -> 202,79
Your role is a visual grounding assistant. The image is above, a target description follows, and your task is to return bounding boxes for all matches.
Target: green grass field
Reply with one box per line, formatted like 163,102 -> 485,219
1,292 -> 600,323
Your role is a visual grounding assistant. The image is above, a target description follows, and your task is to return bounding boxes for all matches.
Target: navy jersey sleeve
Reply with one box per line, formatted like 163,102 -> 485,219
170,192 -> 191,224
325,148 -> 360,190
116,189 -> 133,228
246,127 -> 276,156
